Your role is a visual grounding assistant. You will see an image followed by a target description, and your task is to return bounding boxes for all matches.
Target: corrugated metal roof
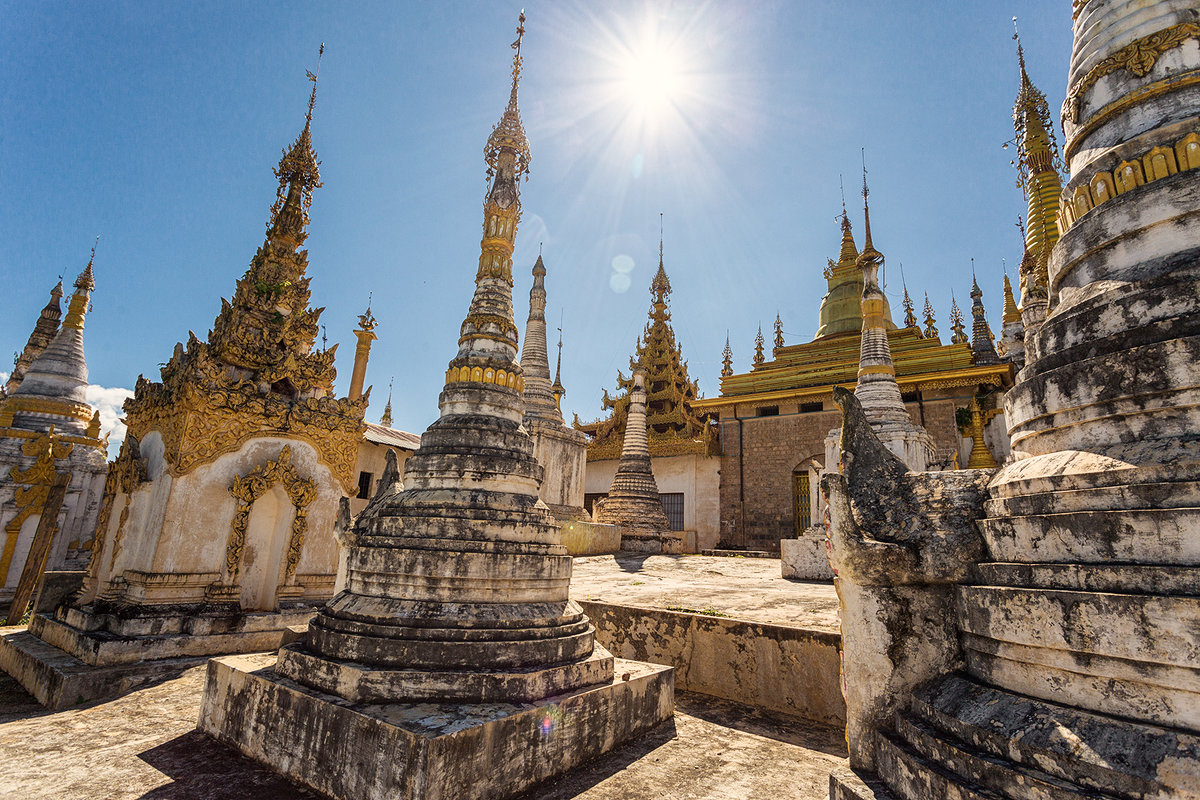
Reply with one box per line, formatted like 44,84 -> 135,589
363,422 -> 421,451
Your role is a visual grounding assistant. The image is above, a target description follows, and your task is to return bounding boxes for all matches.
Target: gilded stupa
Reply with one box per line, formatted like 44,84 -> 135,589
198,17 -> 672,799
0,256 -> 107,621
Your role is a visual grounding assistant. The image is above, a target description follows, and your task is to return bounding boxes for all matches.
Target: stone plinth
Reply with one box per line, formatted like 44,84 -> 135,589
781,530 -> 833,580
559,520 -> 622,555
0,603 -> 316,708
198,651 -> 674,800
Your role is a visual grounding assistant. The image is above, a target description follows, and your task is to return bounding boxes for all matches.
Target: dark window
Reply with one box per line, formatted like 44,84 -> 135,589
660,492 -> 685,531
901,391 -> 920,403
584,493 -> 607,515
356,471 -> 373,500
800,401 -> 823,413
756,405 -> 779,417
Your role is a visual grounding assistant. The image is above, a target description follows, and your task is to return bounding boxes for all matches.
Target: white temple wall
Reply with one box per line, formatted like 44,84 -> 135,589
97,436 -> 342,607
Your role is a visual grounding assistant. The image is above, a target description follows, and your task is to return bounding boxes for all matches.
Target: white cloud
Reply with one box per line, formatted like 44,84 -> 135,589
86,384 -> 134,458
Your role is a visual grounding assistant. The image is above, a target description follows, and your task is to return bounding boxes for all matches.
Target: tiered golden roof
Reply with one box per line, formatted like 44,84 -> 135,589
123,55 -> 366,492
580,245 -> 717,460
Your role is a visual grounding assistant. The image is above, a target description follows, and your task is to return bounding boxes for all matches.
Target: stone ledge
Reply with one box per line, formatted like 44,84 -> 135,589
275,641 -> 616,703
0,627 -> 208,710
580,600 -> 844,726
829,766 -> 898,800
198,652 -> 674,800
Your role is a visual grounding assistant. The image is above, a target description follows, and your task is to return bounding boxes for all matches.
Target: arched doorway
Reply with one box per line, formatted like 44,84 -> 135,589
792,458 -> 822,537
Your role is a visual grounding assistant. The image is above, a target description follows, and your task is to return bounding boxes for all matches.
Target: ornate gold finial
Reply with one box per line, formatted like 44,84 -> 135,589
269,45 -> 325,242
650,216 -> 671,311
922,293 -> 939,340
753,324 -> 765,367
858,148 -> 879,256
773,313 -> 784,351
721,333 -> 733,378
358,292 -> 377,332
900,263 -> 918,330
484,11 -> 531,182
63,239 -> 97,331
949,294 -> 968,344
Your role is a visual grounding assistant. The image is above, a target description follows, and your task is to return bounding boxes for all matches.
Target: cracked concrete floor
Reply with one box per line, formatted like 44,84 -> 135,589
569,553 -> 840,633
0,662 -> 847,800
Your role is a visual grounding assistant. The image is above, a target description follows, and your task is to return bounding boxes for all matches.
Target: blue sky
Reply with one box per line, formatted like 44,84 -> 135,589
1,1 -> 1073,440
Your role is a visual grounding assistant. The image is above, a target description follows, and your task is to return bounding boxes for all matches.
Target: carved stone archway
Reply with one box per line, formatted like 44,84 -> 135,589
219,446 -> 316,597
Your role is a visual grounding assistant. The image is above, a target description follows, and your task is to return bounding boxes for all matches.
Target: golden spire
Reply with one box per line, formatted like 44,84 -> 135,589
1010,18 -> 1062,300
349,294 -> 378,402
63,238 -> 97,331
380,378 -> 393,427
949,295 -> 968,344
269,44 -> 324,244
484,11 -> 530,182
900,264 -> 918,329
922,294 -> 939,340
552,324 -> 565,410
1003,272 -> 1021,323
856,151 -> 884,294
773,313 -> 784,351
753,325 -> 765,367
446,12 -> 533,389
721,334 -> 733,377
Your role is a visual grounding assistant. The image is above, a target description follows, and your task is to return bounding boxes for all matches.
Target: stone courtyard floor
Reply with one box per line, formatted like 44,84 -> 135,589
569,552 -> 841,633
0,555 -> 848,798
0,662 -> 848,799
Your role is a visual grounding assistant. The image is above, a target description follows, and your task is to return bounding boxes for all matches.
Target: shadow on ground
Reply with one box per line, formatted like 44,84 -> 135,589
137,730 -> 319,799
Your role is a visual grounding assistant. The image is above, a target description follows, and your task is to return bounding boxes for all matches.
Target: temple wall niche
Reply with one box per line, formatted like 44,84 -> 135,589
239,484 -> 293,611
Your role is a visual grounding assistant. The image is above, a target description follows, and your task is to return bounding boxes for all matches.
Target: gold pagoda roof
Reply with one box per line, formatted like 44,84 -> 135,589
695,326 -> 1012,410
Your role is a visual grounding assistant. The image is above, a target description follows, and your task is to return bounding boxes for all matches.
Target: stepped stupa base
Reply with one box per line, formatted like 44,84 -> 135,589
198,650 -> 675,800
0,603 -> 316,708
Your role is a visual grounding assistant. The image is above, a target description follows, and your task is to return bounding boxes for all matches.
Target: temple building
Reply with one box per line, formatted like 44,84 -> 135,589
0,262 -> 108,621
694,203 -> 1014,553
829,3 -> 1200,795
519,253 -> 588,521
0,58 -> 370,708
579,243 -> 720,550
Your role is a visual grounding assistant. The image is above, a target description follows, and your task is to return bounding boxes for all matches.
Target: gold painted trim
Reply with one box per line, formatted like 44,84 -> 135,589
1061,127 -> 1200,231
222,446 -> 316,586
444,364 -> 525,392
1064,23 -> 1200,125
1,431 -> 74,585
1065,71 -> 1200,163
1,396 -> 94,423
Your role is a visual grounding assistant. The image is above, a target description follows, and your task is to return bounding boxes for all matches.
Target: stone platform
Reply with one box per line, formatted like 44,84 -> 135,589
0,661 -> 848,800
199,651 -> 674,800
569,553 -> 841,632
0,606 -> 316,709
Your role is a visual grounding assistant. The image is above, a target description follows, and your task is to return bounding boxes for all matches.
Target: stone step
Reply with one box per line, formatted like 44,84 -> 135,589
895,715 -> 1114,800
976,506 -> 1200,565
874,729 -> 1002,800
908,673 -> 1200,798
829,766 -> 900,800
974,562 -> 1200,595
983,480 -> 1200,519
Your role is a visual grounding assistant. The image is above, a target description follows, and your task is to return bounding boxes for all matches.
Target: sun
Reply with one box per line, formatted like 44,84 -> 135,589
620,44 -> 687,111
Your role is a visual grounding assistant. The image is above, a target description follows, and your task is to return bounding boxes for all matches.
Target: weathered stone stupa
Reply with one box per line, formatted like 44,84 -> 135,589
829,3 -> 1200,796
519,254 -> 588,521
0,262 -> 108,618
0,56 -> 368,710
198,17 -> 672,800
593,369 -> 681,552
